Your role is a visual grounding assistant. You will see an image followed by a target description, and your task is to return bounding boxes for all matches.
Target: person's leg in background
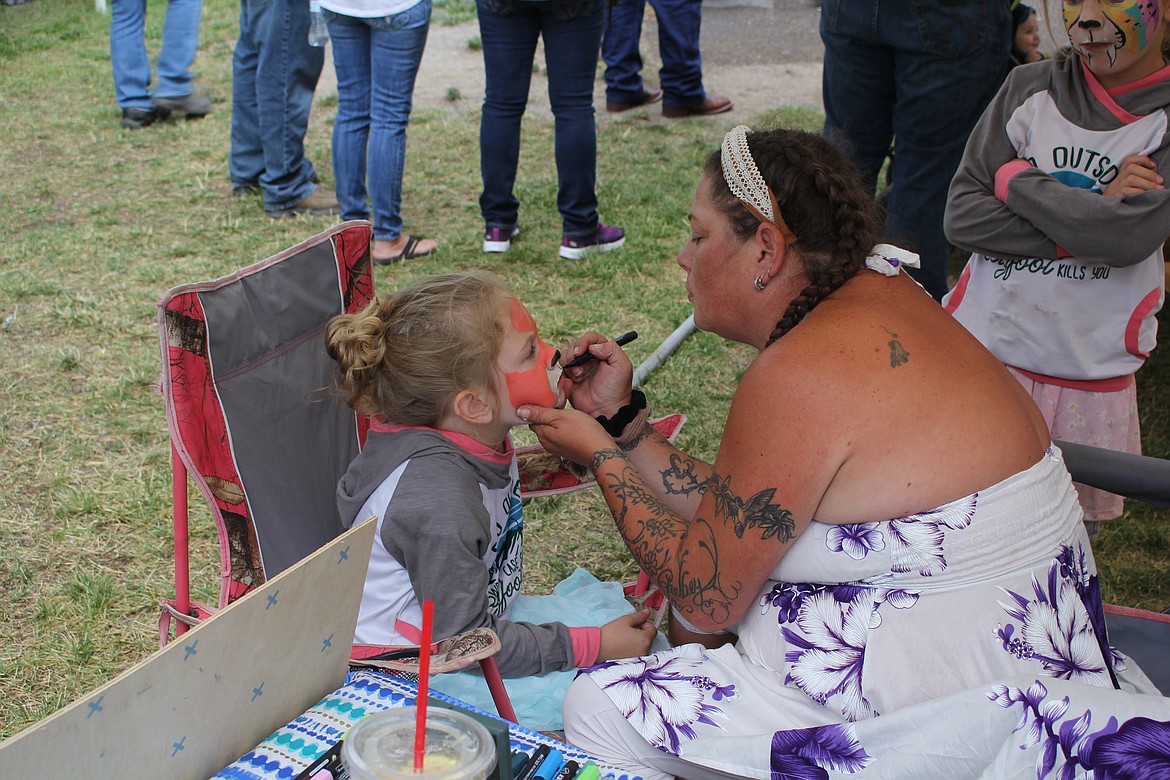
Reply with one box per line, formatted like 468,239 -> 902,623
328,14 -> 375,225
110,0 -> 166,128
366,0 -> 435,261
883,0 -> 1008,299
602,0 -> 662,111
820,0 -> 895,207
231,0 -> 268,194
476,0 -> 539,241
653,0 -> 730,117
151,0 -> 212,117
540,0 -> 603,239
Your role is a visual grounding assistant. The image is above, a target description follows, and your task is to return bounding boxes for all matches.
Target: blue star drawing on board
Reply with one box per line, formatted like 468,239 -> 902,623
172,737 -> 186,757
252,682 -> 265,702
266,590 -> 280,610
322,633 -> 333,653
184,639 -> 199,661
87,695 -> 104,718
338,545 -> 350,564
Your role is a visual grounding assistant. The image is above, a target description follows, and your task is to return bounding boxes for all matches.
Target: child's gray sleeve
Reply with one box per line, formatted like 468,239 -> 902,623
383,458 -> 575,677
945,70 -> 1061,261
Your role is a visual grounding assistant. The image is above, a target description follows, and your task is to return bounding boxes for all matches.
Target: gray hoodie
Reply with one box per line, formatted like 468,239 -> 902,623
338,426 -> 575,676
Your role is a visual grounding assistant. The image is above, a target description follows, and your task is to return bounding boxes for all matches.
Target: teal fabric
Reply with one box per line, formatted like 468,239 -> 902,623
430,568 -> 669,731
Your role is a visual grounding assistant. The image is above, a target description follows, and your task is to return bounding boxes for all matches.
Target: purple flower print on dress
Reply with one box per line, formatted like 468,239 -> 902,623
770,723 -> 873,779
826,523 -> 885,560
886,494 -> 977,576
762,583 -> 826,624
586,644 -> 736,753
783,590 -> 878,721
1081,716 -> 1170,779
999,562 -> 1110,685
988,679 -> 1170,779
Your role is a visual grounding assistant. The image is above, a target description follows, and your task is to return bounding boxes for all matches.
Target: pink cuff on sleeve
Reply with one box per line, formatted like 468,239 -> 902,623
994,159 -> 1033,202
569,626 -> 602,668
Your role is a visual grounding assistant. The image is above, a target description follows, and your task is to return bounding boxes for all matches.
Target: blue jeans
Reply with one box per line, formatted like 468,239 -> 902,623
476,0 -> 605,238
230,0 -> 325,211
326,2 -> 431,242
602,0 -> 704,109
820,0 -> 1009,300
110,0 -> 203,109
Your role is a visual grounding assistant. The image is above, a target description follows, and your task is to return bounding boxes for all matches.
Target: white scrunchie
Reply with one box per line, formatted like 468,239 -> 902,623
864,244 -> 921,276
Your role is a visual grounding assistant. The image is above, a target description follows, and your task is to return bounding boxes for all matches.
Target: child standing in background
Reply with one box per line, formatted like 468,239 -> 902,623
944,0 -> 1170,534
1011,3 -> 1046,67
324,271 -> 656,725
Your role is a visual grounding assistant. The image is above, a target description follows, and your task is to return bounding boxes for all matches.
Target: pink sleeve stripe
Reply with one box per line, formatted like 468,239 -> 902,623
994,159 -> 1033,202
1080,59 -> 1142,124
569,626 -> 602,667
1125,286 -> 1163,360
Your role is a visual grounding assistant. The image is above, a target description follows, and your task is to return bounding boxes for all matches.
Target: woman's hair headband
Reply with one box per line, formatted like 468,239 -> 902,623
720,125 -> 797,245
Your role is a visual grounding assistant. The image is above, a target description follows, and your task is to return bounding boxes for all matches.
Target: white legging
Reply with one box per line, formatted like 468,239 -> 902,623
562,675 -> 748,780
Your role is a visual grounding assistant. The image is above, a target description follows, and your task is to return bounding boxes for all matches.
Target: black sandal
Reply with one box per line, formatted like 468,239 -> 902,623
373,235 -> 435,265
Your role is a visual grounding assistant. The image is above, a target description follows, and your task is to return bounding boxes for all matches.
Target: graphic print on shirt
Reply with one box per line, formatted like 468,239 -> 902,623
486,477 -> 523,616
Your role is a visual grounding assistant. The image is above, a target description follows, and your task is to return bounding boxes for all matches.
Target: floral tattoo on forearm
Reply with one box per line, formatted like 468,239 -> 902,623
591,449 -> 796,625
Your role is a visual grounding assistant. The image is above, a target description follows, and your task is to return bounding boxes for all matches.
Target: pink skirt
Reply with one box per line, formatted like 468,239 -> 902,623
1007,367 -> 1142,522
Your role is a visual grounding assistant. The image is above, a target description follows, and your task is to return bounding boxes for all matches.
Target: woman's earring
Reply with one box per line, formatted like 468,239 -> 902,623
754,275 -> 767,292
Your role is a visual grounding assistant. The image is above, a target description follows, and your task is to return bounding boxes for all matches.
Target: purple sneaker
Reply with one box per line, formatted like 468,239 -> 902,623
559,223 -> 626,260
483,224 -> 520,253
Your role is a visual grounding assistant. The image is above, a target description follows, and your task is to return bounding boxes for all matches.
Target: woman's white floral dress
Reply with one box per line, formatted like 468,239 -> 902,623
575,447 -> 1170,778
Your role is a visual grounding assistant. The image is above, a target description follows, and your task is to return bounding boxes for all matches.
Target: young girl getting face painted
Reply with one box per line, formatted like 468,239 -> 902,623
325,271 -> 656,705
1064,0 -> 1170,87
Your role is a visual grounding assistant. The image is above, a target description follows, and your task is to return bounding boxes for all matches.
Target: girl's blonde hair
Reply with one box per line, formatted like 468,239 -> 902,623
324,271 -> 513,425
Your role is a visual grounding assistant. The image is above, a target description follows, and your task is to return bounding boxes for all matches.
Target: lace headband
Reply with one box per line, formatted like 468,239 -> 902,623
720,125 -> 797,245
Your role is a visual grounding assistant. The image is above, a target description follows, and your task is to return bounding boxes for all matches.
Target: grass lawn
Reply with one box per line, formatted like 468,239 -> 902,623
1,0 -> 1167,742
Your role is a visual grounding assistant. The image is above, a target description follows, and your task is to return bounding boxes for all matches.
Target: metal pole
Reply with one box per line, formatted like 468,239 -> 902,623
632,313 -> 696,389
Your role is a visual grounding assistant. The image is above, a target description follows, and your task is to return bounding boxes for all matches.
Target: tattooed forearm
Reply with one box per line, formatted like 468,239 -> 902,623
593,452 -> 796,628
590,448 -> 628,474
619,419 -> 658,452
661,453 -> 707,496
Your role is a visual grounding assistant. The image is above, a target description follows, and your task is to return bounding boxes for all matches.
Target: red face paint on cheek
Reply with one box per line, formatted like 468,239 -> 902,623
503,298 -> 560,407
505,339 -> 560,407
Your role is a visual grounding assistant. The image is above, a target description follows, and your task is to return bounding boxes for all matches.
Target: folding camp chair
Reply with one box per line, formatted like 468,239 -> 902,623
155,222 -> 519,721
1057,439 -> 1170,694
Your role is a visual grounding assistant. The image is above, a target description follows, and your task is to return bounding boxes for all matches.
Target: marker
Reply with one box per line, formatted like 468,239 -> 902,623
511,749 -> 530,776
562,331 -> 638,369
573,762 -> 600,780
533,749 -> 564,780
553,759 -> 579,780
515,745 -> 551,780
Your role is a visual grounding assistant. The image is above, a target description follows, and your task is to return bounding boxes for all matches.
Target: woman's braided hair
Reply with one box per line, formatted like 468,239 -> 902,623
703,128 -> 882,346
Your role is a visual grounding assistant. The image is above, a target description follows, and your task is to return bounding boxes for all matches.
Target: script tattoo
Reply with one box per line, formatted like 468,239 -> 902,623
594,450 -> 796,626
883,326 -> 910,368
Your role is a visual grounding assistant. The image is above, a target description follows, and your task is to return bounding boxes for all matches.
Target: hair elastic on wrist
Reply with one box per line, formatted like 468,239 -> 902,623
596,390 -> 647,438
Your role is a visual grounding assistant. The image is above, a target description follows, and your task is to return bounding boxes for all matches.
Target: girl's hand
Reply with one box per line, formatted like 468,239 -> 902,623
517,403 -> 613,466
557,332 -> 635,417
597,610 -> 657,662
1104,155 -> 1164,197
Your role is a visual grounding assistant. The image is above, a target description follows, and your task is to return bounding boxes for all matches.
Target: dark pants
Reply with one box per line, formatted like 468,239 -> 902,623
476,0 -> 605,238
602,0 -> 705,110
820,0 -> 1009,300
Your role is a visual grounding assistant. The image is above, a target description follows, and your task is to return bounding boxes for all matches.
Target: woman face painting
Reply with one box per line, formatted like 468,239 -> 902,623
1064,0 -> 1169,87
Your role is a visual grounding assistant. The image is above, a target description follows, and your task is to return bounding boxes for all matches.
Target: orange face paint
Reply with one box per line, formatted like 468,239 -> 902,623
504,299 -> 562,408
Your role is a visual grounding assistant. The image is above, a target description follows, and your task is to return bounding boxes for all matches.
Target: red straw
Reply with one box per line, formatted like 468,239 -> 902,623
414,599 -> 434,773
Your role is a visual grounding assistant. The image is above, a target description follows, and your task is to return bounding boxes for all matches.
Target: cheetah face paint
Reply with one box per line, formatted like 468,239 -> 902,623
1065,0 -> 1164,80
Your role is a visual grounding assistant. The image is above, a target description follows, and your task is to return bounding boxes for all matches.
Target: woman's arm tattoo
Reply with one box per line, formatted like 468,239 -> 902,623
591,448 -> 796,626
